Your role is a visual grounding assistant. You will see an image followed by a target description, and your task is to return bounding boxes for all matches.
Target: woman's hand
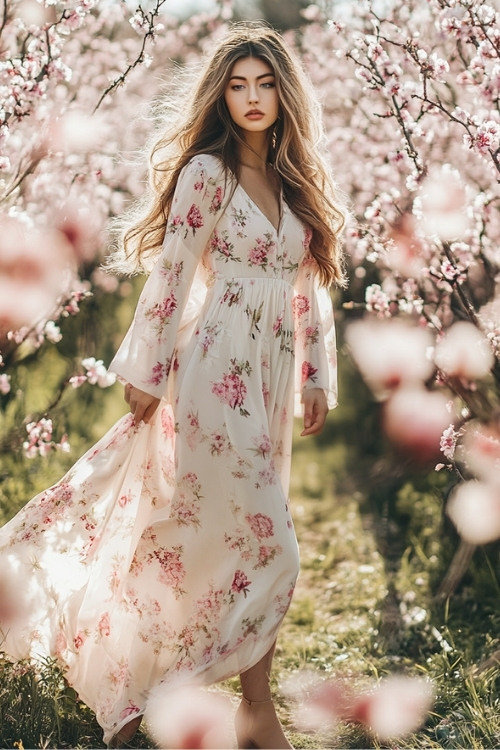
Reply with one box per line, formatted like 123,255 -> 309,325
124,383 -> 160,424
300,388 -> 328,437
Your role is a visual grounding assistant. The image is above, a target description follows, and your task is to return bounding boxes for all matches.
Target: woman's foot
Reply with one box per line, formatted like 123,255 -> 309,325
235,696 -> 293,749
108,715 -> 143,748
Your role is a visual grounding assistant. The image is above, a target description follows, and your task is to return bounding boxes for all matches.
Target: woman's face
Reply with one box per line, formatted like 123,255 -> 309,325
224,56 -> 279,134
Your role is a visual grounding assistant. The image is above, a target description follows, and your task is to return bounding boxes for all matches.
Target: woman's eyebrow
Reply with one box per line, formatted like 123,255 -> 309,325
228,73 -> 275,81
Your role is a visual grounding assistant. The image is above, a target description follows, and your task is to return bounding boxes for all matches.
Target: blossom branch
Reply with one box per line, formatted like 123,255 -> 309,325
94,0 -> 168,112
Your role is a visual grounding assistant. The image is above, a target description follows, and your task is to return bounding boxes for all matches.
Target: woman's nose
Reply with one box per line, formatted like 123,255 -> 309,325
248,85 -> 259,103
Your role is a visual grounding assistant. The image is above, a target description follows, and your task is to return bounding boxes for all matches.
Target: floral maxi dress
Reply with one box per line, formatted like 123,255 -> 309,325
0,154 -> 337,743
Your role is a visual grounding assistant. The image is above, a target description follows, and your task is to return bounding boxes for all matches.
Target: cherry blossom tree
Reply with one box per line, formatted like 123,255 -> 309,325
0,0 -> 231,462
297,0 -> 500,559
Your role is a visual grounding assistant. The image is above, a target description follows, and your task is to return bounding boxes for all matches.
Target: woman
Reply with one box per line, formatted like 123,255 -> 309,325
0,23 -> 345,750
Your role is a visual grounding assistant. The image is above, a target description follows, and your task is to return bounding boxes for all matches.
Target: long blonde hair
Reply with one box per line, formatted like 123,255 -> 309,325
111,23 -> 346,287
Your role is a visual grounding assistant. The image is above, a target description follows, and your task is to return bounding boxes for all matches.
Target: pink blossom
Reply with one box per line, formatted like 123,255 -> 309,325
145,683 -> 233,749
434,322 -> 494,380
418,167 -> 470,241
346,319 -> 434,399
69,374 -> 87,389
351,675 -> 434,741
0,374 -> 11,394
364,284 -> 392,317
461,420 -> 500,483
447,480 -> 500,544
81,357 -> 116,387
383,386 -> 453,462
440,424 -> 461,461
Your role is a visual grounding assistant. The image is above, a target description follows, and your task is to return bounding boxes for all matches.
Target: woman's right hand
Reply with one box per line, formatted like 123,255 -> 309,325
124,383 -> 160,424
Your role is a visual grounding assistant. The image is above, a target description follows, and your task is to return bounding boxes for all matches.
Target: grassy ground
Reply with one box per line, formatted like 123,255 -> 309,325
1,355 -> 500,748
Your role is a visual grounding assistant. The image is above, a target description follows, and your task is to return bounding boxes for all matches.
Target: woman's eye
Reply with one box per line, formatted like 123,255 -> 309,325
261,82 -> 275,88
231,84 -> 245,91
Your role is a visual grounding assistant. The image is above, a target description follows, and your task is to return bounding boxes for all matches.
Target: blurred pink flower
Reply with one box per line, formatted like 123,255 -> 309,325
434,321 -> 494,380
461,419 -> 500,482
383,386 -> 452,461
0,374 -> 11,395
50,109 -> 109,153
144,683 -> 233,749
0,571 -> 27,625
447,480 -> 500,544
346,319 -> 434,399
0,219 -> 74,336
418,166 -> 470,241
286,672 -> 432,740
387,213 -> 426,278
350,675 -> 434,741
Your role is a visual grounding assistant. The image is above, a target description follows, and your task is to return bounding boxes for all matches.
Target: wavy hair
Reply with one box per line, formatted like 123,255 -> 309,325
110,23 -> 347,287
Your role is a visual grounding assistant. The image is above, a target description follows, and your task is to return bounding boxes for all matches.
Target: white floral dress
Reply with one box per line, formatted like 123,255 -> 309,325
0,154 -> 337,743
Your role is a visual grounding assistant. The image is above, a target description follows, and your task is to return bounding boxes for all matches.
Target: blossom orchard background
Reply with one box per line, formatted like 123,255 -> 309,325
0,0 -> 232,482
297,0 -> 500,560
1,0 -> 500,563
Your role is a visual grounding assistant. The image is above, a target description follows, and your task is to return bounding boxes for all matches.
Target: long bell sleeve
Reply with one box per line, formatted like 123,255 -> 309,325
109,155 -> 227,399
292,254 -> 338,417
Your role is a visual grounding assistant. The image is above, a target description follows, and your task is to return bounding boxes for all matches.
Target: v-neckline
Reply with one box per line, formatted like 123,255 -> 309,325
236,183 -> 284,235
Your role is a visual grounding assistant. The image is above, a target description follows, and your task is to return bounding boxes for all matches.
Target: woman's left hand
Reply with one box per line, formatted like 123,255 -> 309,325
300,388 -> 328,437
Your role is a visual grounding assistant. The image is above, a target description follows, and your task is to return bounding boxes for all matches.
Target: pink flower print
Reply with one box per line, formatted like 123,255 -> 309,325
248,238 -> 272,268
257,463 -> 277,487
168,215 -> 183,234
98,612 -> 111,637
193,180 -> 204,192
196,586 -> 224,619
273,313 -> 283,335
305,325 -> 319,344
74,632 -> 86,650
120,701 -> 141,720
118,492 -> 132,508
303,228 -> 313,250
301,361 -> 318,384
186,204 -> 203,231
232,569 -> 252,595
160,260 -> 184,285
54,630 -> 67,658
256,544 -> 283,568
161,408 -> 175,438
245,512 -> 274,540
210,185 -> 223,213
292,294 -> 310,319
262,381 -> 270,408
153,546 -> 186,593
145,293 -> 178,340
251,432 -> 272,458
210,229 -> 237,262
146,359 -> 170,386
211,372 -> 247,410
209,429 -> 231,456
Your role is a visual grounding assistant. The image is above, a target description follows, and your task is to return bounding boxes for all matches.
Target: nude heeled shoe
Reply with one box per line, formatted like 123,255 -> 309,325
235,695 -> 293,749
107,715 -> 142,748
